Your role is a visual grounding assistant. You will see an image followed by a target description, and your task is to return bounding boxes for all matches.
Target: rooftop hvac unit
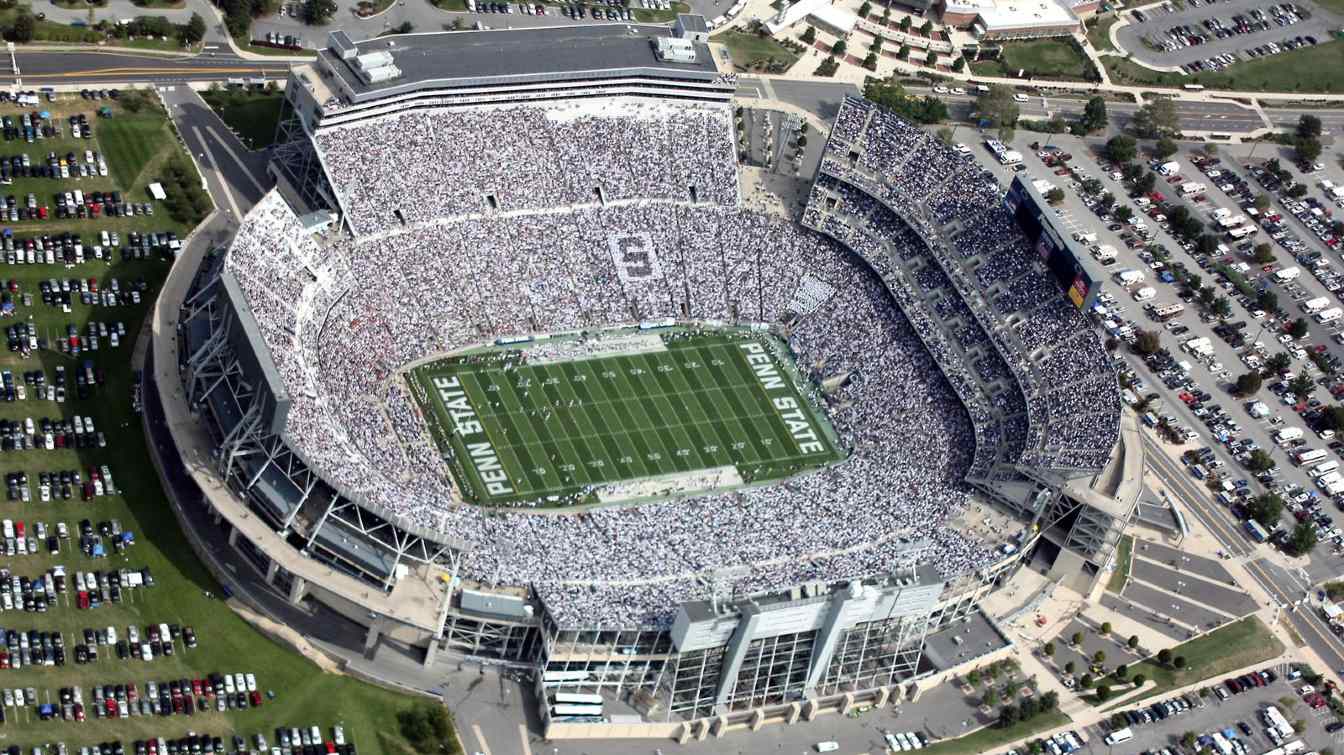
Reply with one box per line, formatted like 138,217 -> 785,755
354,50 -> 395,70
654,37 -> 698,64
361,64 -> 403,84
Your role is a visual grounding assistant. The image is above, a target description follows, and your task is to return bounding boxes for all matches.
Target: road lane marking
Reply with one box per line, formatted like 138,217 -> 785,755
471,724 -> 492,755
192,126 -> 242,220
205,125 -> 267,196
517,723 -> 532,755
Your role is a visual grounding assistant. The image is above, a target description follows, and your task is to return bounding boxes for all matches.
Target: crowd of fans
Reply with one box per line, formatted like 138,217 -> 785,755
812,96 -> 1120,474
214,93 -> 1122,628
312,98 -> 739,237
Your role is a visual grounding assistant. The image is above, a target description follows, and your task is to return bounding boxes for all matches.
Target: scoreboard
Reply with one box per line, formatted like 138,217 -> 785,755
1004,176 -> 1099,311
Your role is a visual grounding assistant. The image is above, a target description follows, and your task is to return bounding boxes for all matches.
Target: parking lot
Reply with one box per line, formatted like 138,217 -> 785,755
1078,663 -> 1341,754
1115,0 -> 1340,72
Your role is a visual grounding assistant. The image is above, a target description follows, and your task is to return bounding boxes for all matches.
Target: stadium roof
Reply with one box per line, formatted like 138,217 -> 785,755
318,25 -> 722,103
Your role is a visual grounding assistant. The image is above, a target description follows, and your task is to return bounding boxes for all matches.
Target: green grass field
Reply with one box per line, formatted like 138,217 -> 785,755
1086,14 -> 1119,53
716,30 -> 800,72
1106,534 -> 1133,593
922,712 -> 1070,755
200,91 -> 284,151
970,38 -> 1094,80
1105,39 -> 1344,93
1098,617 -> 1283,708
0,94 -> 430,755
408,330 -> 843,506
98,112 -> 176,189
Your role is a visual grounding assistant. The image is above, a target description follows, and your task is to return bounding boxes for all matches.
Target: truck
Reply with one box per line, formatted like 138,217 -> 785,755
1227,224 -> 1255,240
1148,302 -> 1185,321
1183,336 -> 1214,358
1157,160 -> 1181,176
1132,286 -> 1157,302
1092,244 -> 1118,265
1302,296 -> 1330,314
1312,459 -> 1340,476
1275,427 -> 1304,443
1317,307 -> 1343,324
1296,448 -> 1328,465
1103,728 -> 1133,746
1181,181 -> 1207,196
1114,269 -> 1145,286
1275,266 -> 1302,283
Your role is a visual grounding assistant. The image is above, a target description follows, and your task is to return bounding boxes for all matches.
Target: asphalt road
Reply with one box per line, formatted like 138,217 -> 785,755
11,50 -> 293,84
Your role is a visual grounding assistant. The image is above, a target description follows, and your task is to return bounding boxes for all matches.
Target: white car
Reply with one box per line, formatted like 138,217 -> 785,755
932,85 -> 949,94
245,673 -> 257,692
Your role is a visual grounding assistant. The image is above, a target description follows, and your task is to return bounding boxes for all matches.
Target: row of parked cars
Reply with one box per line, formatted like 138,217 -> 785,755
0,732 -> 354,755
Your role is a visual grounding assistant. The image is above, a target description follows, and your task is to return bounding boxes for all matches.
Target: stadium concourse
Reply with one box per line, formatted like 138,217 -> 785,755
164,22 -> 1132,738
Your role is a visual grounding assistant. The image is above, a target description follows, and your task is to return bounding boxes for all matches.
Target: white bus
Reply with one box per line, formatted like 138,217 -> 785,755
1295,448 -> 1328,465
550,704 -> 603,720
554,692 -> 604,705
1104,728 -> 1133,746
1311,460 -> 1340,477
1317,307 -> 1343,324
1303,296 -> 1330,314
1227,224 -> 1255,240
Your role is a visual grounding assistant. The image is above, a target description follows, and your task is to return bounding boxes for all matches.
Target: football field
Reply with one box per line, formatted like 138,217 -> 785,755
406,331 -> 843,506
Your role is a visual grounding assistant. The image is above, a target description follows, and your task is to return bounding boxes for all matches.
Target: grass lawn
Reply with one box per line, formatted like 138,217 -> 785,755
1098,617 -> 1283,708
99,112 -> 176,189
1087,13 -> 1119,52
0,94 -> 431,755
429,0 -> 469,9
1106,534 -> 1133,593
1311,0 -> 1344,12
715,30 -> 799,72
1105,39 -> 1344,93
922,712 -> 1071,755
633,0 -> 689,22
970,38 -> 1093,80
130,0 -> 187,7
200,90 -> 284,150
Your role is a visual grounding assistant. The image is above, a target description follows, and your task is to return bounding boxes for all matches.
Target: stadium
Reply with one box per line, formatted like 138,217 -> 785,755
155,21 -> 1143,741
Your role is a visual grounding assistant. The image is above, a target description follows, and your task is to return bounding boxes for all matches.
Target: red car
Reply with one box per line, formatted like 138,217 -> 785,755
249,690 -> 262,708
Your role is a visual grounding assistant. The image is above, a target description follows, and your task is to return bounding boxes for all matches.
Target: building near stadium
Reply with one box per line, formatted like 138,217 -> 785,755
938,0 -> 1093,39
157,26 -> 1137,743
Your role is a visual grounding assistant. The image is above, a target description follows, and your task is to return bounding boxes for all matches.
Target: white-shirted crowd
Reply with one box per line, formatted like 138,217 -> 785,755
214,94 -> 1116,628
812,96 -> 1120,474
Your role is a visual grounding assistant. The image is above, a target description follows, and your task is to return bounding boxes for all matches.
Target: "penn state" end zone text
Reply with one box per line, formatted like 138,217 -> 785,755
432,375 -> 514,496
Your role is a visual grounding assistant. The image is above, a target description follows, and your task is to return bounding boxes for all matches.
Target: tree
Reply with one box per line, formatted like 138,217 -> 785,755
1132,97 -> 1179,138
1093,650 -> 1106,665
1247,449 -> 1277,472
1198,286 -> 1216,307
1289,318 -> 1310,340
1064,661 -> 1076,675
1212,296 -> 1232,319
799,26 -> 816,44
857,0 -> 871,15
396,704 -> 455,755
1095,684 -> 1112,702
1136,171 -> 1158,194
1235,371 -> 1264,396
1287,521 -> 1319,556
1182,732 -> 1198,750
1071,631 -> 1083,646
1254,193 -> 1272,211
983,688 -> 1000,707
1106,134 -> 1137,164
976,85 -> 1021,130
1115,664 -> 1129,679
1295,136 -> 1323,165
1247,492 -> 1284,529
1174,656 -> 1187,670
1040,691 -> 1059,711
1154,136 -> 1178,160
1128,635 -> 1140,650
897,43 -> 910,59
830,39 -> 847,57
302,0 -> 337,23
967,670 -> 982,686
1321,405 -> 1344,432
898,15 -> 911,31
1197,234 -> 1219,256
1132,673 -> 1147,686
181,12 -> 207,44
952,56 -> 966,72
1113,205 -> 1134,222
1045,187 -> 1066,204
998,704 -> 1020,728
1043,641 -> 1055,657
863,51 -> 878,70
1081,95 -> 1108,133
1287,184 -> 1309,199
919,19 -> 933,35
1290,371 -> 1314,398
862,80 -> 947,124
1080,673 -> 1095,689
1100,622 -> 1112,635
1257,289 -> 1278,312
1298,114 -> 1323,140
1266,352 -> 1293,375
10,11 -> 34,43
1134,329 -> 1161,355
1157,648 -> 1173,666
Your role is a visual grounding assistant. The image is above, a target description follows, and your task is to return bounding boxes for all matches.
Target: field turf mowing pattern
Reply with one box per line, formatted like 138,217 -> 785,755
411,333 -> 842,505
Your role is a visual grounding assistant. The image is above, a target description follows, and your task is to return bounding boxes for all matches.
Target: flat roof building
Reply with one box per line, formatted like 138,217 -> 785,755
939,0 -> 1083,38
